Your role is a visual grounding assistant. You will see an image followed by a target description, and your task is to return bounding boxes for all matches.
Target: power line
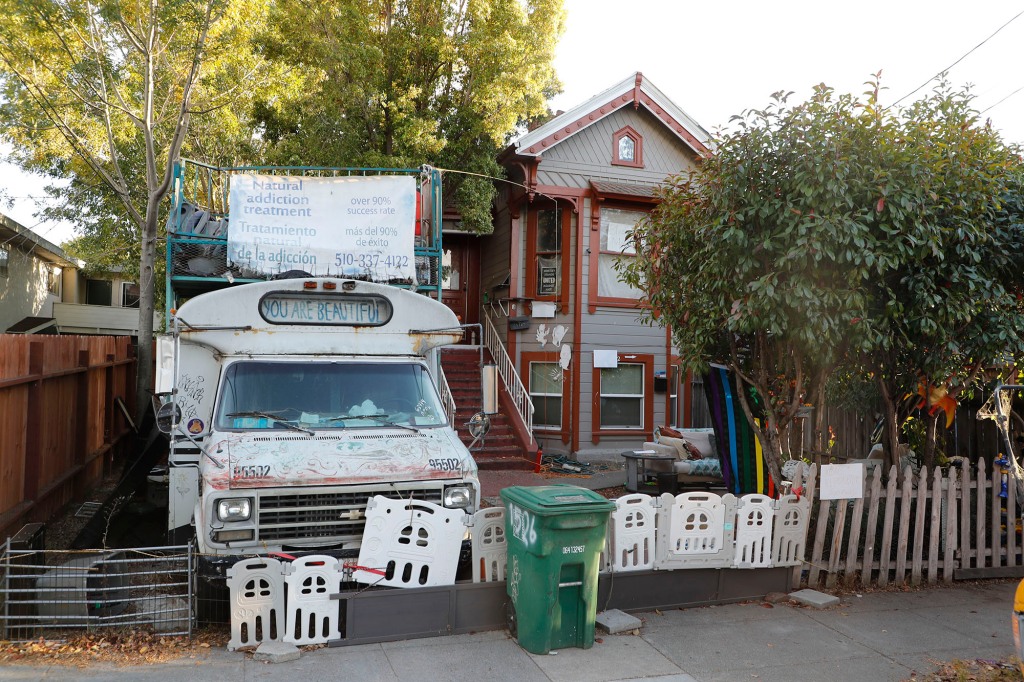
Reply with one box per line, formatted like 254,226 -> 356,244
891,9 -> 1024,108
980,83 -> 1024,115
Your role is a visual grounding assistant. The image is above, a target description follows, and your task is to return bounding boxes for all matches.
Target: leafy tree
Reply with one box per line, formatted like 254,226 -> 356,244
623,80 -> 1024,483
0,0 -> 277,421
253,0 -> 565,233
859,83 -> 1024,468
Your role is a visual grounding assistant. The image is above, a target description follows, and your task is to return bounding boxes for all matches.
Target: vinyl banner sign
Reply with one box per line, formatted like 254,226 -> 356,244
227,174 -> 416,281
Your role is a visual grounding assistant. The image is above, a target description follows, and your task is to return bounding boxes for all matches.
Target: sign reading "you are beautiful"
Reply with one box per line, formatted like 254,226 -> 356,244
227,174 -> 417,281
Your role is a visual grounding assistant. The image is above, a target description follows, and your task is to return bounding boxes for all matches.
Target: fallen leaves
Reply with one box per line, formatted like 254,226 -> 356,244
0,630 -> 229,667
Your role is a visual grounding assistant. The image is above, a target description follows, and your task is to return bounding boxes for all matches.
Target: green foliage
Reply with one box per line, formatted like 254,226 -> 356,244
0,0 -> 282,419
0,0 -> 278,252
622,77 -> 1024,475
253,0 -> 565,233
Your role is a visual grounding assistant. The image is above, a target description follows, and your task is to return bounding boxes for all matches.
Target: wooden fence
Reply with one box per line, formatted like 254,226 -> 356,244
787,404 -> 1009,465
0,335 -> 136,539
798,457 -> 1023,588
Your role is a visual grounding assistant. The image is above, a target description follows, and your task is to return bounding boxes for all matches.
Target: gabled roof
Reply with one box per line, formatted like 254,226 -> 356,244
512,72 -> 713,159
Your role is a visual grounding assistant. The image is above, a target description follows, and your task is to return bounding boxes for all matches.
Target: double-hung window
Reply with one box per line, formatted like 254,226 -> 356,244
529,361 -> 563,429
599,363 -> 644,429
526,206 -> 571,309
596,207 -> 645,301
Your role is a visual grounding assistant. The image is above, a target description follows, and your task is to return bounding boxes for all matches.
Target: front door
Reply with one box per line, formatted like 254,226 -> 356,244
441,234 -> 480,341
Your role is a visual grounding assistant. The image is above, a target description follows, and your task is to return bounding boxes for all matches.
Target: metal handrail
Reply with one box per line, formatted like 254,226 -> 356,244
437,364 -> 456,425
483,309 -> 534,444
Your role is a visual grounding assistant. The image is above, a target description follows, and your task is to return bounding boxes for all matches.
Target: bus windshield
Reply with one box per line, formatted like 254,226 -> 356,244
215,361 -> 448,431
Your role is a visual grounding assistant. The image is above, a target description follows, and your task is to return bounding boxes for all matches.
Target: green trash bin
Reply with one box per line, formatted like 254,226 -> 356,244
501,485 -> 615,654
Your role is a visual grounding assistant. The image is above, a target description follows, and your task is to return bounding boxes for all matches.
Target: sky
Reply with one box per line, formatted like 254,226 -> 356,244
4,0 -> 1024,246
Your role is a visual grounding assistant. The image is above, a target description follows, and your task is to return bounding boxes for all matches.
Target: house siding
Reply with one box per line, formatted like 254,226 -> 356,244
536,107 -> 699,188
0,246 -> 59,332
493,79 -> 707,458
480,190 -> 514,295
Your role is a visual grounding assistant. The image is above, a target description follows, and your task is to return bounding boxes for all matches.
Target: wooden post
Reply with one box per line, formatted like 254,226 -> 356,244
1009,460 -> 1019,568
74,349 -> 90,498
992,458 -> 1003,568
878,465 -> 898,588
927,468 -> 941,584
911,467 -> 929,585
862,468 -> 883,585
977,457 -> 988,569
22,342 -> 44,505
959,459 -> 972,569
103,351 -> 115,474
826,499 -> 848,589
895,465 -> 913,586
809,497 -> 830,588
844,482 -> 866,587
944,466 -> 957,583
805,463 -> 819,501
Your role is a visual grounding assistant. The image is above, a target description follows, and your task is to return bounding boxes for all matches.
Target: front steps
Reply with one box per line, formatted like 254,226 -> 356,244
441,347 -> 534,471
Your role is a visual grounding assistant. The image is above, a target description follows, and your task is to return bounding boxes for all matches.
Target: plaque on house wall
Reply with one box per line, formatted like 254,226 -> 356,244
538,266 -> 558,295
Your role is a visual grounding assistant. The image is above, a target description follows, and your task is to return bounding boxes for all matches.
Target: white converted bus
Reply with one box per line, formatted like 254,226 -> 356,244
155,276 -> 481,570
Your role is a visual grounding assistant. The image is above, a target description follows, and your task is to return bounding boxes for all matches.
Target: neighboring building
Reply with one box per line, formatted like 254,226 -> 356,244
0,212 -> 159,336
444,73 -> 713,458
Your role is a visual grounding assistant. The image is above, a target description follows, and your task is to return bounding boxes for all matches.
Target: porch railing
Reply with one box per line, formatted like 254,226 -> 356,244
437,365 -> 456,424
483,309 -> 534,444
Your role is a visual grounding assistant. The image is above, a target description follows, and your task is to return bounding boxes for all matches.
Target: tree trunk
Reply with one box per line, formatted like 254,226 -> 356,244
878,378 -> 900,472
134,199 -> 160,425
921,410 -> 938,469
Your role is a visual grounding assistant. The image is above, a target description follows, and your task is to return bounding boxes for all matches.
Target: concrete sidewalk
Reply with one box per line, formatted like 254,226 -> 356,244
1,580 -> 1014,682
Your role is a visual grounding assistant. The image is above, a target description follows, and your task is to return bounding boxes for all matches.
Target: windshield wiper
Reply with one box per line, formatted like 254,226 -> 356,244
352,413 -> 420,433
226,411 -> 313,436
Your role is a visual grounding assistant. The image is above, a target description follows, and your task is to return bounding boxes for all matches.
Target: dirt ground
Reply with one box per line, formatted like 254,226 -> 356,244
0,630 -> 227,667
915,658 -> 1022,681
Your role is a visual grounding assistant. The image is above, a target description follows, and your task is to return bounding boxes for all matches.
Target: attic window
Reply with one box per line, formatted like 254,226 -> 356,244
612,126 -> 643,168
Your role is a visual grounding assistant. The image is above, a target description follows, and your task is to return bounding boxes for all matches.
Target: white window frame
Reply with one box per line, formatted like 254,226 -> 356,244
47,266 -> 61,296
528,361 -> 563,430
0,246 -> 8,278
121,282 -> 140,308
597,207 -> 645,300
599,363 -> 645,429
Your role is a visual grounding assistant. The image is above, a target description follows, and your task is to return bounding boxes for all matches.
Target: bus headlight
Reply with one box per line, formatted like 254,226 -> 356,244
443,485 -> 473,509
216,497 -> 252,522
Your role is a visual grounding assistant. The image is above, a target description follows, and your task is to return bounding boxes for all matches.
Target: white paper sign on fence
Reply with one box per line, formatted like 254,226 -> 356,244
819,463 -> 864,500
227,174 -> 416,281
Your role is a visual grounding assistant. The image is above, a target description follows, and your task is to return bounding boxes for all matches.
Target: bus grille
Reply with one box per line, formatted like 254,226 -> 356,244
256,487 -> 444,543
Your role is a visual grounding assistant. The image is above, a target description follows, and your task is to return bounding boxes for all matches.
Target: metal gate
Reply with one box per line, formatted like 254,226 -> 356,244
0,541 -> 192,641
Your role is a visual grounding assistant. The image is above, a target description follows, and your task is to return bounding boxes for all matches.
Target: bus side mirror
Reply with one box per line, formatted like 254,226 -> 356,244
156,402 -> 182,434
482,363 -> 498,415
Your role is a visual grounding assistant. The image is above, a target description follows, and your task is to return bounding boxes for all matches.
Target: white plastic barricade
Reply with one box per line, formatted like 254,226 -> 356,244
772,493 -> 812,567
283,555 -> 342,645
353,496 -> 466,588
471,507 -> 507,582
226,557 -> 285,650
733,494 -> 775,568
608,494 -> 656,572
654,491 -> 736,569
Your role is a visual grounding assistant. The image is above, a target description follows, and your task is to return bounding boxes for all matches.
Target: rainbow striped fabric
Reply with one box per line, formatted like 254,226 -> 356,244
702,366 -> 777,497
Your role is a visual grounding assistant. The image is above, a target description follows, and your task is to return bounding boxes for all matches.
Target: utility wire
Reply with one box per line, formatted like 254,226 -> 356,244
980,83 -> 1024,115
891,8 -> 1024,108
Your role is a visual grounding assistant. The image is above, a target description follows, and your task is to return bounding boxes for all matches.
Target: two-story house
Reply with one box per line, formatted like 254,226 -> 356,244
448,73 -> 713,459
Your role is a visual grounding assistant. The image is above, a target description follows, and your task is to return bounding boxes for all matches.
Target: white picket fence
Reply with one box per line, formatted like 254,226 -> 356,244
802,457 -> 1023,588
